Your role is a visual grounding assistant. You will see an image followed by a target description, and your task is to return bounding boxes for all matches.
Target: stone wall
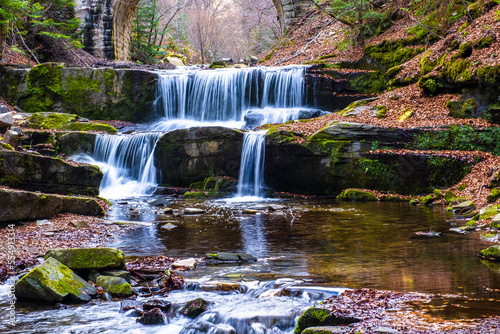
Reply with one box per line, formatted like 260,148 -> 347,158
272,0 -> 310,33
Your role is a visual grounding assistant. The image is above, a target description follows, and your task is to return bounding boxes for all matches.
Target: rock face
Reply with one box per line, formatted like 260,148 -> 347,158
0,188 -> 105,222
0,64 -> 158,122
15,257 -> 97,303
265,123 -> 478,195
0,150 -> 102,195
45,248 -> 125,270
154,127 -> 244,187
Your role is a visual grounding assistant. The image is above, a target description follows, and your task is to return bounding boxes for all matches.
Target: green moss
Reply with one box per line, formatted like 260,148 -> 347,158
0,142 -> 14,150
337,189 -> 377,202
479,245 -> 500,259
209,61 -> 226,68
458,41 -> 473,58
419,194 -> 435,205
420,51 -> 446,75
466,220 -> 477,227
96,276 -> 133,297
418,76 -> 439,94
442,58 -> 473,82
479,205 -> 500,220
184,191 -> 207,198
24,63 -> 64,113
428,156 -> 476,187
29,113 -> 116,133
398,107 -> 414,122
476,35 -> 495,49
339,100 -> 369,116
294,307 -> 359,334
477,65 -> 500,84
0,175 -> 20,186
364,40 -> 425,68
349,71 -> 387,94
386,65 -> 402,78
318,54 -> 336,60
44,248 -> 125,270
487,188 -> 500,202
444,190 -> 456,203
189,181 -> 205,190
373,105 -> 387,119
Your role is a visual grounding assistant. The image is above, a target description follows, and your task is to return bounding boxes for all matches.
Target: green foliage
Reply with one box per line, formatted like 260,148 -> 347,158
458,41 -> 473,58
419,51 -> 446,75
365,40 -> 425,68
427,156 -> 476,186
413,125 -> 500,156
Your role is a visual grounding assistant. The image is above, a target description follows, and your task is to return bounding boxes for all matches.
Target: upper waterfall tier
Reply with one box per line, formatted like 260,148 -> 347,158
155,66 -> 308,122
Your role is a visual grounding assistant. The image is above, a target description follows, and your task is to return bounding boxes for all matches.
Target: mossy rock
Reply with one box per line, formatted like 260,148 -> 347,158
476,35 -> 495,49
301,327 -> 347,334
29,112 -> 117,133
458,42 -> 473,58
184,191 -> 207,198
379,195 -> 407,202
487,188 -> 500,203
96,275 -> 134,297
209,61 -> 226,68
189,181 -> 205,190
44,247 -> 125,270
15,257 -> 97,303
479,245 -> 500,261
479,205 -> 500,220
294,307 -> 360,334
337,189 -> 377,202
419,195 -> 435,205
444,190 -> 456,203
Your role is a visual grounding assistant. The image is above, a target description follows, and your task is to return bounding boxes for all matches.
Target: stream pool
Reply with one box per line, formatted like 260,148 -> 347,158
2,197 -> 499,333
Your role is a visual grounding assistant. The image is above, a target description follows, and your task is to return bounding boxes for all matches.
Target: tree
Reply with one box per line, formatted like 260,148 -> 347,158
0,0 -> 29,60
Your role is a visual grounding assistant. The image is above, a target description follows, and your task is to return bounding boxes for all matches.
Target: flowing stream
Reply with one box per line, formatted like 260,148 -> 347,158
4,66 -> 500,333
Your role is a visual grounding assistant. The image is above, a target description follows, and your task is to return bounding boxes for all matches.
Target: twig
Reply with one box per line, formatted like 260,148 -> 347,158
50,27 -> 90,67
462,0 -> 476,27
14,26 -> 39,64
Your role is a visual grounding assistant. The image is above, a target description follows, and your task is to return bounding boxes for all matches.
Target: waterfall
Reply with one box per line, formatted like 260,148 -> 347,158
237,131 -> 267,198
75,66 -> 315,198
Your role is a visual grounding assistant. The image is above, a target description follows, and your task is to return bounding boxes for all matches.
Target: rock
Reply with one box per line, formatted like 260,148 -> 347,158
149,198 -> 171,207
45,248 -> 125,270
242,209 -> 259,214
143,299 -> 172,312
487,188 -> 500,202
137,308 -> 165,325
101,292 -> 113,301
3,130 -> 19,147
479,245 -> 500,260
101,270 -> 132,283
409,198 -> 420,205
158,207 -> 174,214
172,258 -> 197,270
15,257 -> 97,303
301,327 -> 348,334
452,200 -> 475,213
337,189 -> 377,201
10,126 -> 23,135
205,252 -> 257,263
89,270 -> 101,282
70,220 -> 89,228
180,298 -> 209,318
294,307 -> 360,334
120,299 -> 142,313
491,214 -> 500,229
479,206 -> 500,220
161,223 -> 177,229
184,208 -> 206,215
56,131 -> 97,155
96,275 -> 134,297
0,105 -> 9,114
0,111 -> 14,127
0,188 -> 105,222
0,150 -> 102,196
199,281 -> 245,292
249,56 -> 259,63
166,56 -> 185,67
36,219 -> 52,226
154,127 -> 243,187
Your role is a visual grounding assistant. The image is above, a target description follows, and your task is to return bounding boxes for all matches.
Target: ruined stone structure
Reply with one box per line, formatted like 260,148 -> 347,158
272,0 -> 310,33
75,0 -> 140,60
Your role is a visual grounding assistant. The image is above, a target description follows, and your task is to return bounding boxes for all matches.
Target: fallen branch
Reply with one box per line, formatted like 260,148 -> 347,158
14,26 -> 39,64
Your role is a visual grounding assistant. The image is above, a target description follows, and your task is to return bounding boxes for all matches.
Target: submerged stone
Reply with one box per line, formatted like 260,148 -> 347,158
180,298 -> 209,318
45,247 -> 125,270
15,257 -> 97,303
205,252 -> 257,264
96,275 -> 134,297
294,307 -> 360,334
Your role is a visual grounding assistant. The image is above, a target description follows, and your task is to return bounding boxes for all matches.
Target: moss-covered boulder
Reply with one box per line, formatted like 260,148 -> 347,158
154,127 -> 243,187
29,113 -> 117,133
479,245 -> 500,261
487,188 -> 500,203
0,188 -> 105,222
452,200 -> 475,213
0,150 -> 102,196
180,298 -> 209,318
205,252 -> 257,264
96,275 -> 134,297
490,214 -> 500,230
45,248 -> 125,270
137,308 -> 166,325
301,327 -> 347,334
337,189 -> 377,202
294,307 -> 360,334
479,206 -> 500,220
15,257 -> 97,303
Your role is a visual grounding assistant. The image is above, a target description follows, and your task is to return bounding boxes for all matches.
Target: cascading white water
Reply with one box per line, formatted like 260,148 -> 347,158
77,66 -> 316,198
237,131 -> 267,198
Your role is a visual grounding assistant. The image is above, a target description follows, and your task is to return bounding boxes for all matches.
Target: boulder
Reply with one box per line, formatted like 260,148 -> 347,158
180,298 -> 209,318
143,299 -> 172,312
96,275 -> 134,297
0,150 -> 102,195
3,130 -> 19,147
294,307 -> 360,334
149,198 -> 171,207
0,111 -> 14,127
479,245 -> 500,261
101,270 -> 131,283
0,188 -> 105,222
166,56 -> 185,67
45,248 -> 125,270
15,257 -> 97,303
154,127 -> 243,187
337,189 -> 377,201
0,104 -> 9,114
199,281 -> 245,292
137,308 -> 165,325
452,200 -> 476,213
301,327 -> 348,334
184,207 -> 206,215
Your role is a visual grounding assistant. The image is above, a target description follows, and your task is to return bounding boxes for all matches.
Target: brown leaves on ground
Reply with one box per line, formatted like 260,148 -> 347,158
127,255 -> 177,273
0,213 -> 135,282
324,288 -> 500,334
